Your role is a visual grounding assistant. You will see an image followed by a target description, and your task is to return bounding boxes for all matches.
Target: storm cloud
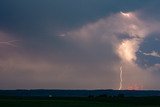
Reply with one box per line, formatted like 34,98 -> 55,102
0,0 -> 159,90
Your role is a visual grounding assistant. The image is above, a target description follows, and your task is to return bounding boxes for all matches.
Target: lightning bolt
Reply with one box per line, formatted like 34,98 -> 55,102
119,65 -> 123,90
0,40 -> 19,47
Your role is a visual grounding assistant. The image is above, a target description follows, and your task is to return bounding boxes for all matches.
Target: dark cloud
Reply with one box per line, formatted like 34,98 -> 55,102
0,0 -> 151,35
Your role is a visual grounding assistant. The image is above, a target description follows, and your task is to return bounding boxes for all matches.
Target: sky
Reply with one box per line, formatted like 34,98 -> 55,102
0,0 -> 160,90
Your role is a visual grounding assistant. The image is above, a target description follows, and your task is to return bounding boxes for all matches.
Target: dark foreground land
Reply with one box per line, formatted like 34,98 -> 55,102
0,96 -> 160,107
0,99 -> 150,107
0,90 -> 160,107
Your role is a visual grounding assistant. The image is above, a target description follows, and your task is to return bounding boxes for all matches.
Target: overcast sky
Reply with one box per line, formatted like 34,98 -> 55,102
0,0 -> 159,90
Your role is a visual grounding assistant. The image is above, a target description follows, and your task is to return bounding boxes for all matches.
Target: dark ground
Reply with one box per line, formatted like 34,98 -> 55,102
0,96 -> 160,107
0,90 -> 160,107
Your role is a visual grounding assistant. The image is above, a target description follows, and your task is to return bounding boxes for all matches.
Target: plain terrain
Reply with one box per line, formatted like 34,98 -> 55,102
0,98 -> 160,107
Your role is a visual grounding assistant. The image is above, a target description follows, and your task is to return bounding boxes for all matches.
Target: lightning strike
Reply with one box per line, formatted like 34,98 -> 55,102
119,65 -> 123,90
120,12 -> 132,18
0,40 -> 19,47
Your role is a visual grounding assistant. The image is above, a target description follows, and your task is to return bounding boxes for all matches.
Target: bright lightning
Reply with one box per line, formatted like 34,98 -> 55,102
119,65 -> 123,90
120,12 -> 132,18
0,40 -> 19,47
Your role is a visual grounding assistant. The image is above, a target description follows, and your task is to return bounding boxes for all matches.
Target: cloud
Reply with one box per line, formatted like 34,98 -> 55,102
0,1 -> 160,90
0,11 -> 158,90
0,54 -> 120,89
66,11 -> 149,64
143,51 -> 160,58
61,10 -> 160,90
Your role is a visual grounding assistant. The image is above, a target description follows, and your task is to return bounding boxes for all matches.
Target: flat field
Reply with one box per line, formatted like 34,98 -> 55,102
0,99 -> 159,107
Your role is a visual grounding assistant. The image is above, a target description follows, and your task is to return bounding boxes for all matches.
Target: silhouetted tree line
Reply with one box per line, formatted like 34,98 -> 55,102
88,93 -> 125,99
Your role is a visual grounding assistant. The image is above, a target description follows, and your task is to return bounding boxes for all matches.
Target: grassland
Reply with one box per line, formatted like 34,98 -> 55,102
0,99 -> 159,107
